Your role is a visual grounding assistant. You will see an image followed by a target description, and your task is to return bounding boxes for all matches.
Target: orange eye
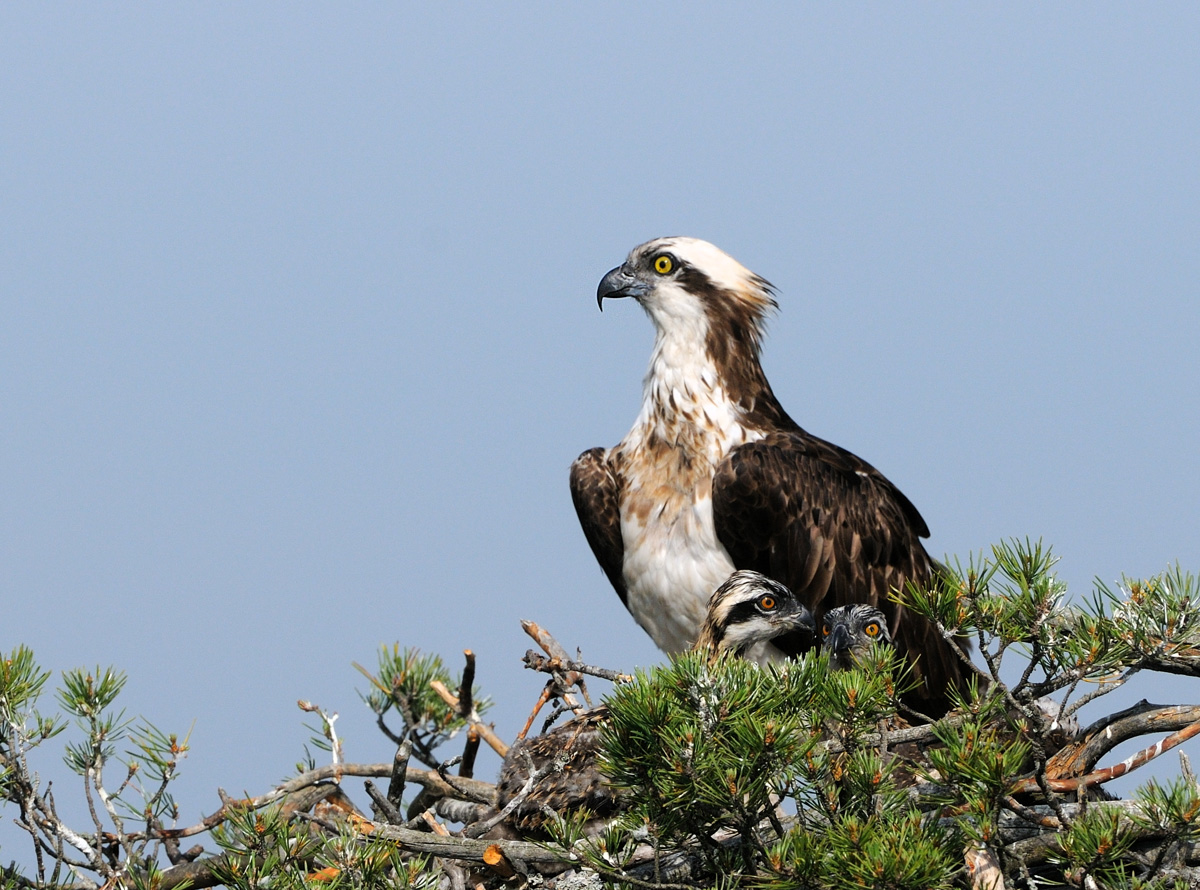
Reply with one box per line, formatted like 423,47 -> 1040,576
758,595 -> 776,611
821,625 -> 831,636
653,254 -> 674,275
864,622 -> 880,637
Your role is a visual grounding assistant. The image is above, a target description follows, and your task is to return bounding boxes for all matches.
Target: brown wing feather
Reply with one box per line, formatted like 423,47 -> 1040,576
712,431 -> 967,714
569,448 -> 627,607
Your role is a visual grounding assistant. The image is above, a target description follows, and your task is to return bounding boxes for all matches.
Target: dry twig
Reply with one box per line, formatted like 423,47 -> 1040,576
429,679 -> 509,758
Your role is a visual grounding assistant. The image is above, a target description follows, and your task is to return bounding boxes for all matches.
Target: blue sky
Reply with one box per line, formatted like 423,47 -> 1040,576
2,4 -> 1198,856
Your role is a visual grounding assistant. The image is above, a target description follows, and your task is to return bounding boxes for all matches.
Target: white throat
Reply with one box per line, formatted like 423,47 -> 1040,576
637,315 -> 729,447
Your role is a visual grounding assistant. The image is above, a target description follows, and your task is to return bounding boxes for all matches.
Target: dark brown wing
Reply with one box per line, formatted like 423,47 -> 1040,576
712,431 -> 966,714
569,447 -> 627,607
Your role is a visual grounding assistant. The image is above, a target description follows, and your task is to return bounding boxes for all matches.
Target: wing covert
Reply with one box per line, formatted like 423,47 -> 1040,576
712,431 -> 967,713
713,431 -> 928,603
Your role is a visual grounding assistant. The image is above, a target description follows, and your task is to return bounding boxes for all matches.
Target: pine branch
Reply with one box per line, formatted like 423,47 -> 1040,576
138,762 -> 496,843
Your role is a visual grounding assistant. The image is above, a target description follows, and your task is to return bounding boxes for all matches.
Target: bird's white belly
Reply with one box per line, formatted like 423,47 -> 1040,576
620,491 -> 735,654
612,340 -> 766,656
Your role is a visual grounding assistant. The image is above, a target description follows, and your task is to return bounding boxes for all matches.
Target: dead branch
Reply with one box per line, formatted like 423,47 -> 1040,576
521,621 -> 586,709
153,853 -> 233,890
435,797 -> 488,825
521,650 -> 634,685
145,762 -> 496,842
966,843 -> 1006,890
458,649 -> 477,716
482,844 -> 519,879
368,823 -> 573,866
429,679 -> 510,758
364,780 -> 404,824
1045,702 -> 1200,780
1143,659 -> 1200,678
513,623 -> 603,742
387,738 -> 412,810
460,726 -> 481,779
455,652 -> 483,778
1011,715 -> 1200,794
421,810 -> 451,836
990,800 -> 1200,868
517,684 -> 555,742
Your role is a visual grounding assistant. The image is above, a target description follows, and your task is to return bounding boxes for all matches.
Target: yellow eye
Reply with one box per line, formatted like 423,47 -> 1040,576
653,254 -> 674,275
758,595 -> 776,611
864,622 -> 880,637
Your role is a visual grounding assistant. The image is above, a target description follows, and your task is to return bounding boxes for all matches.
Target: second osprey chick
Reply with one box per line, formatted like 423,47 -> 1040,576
821,603 -> 894,672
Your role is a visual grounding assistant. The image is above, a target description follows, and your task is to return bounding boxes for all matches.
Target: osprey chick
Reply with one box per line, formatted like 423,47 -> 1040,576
694,570 -> 814,665
821,603 -> 894,672
571,236 -> 966,713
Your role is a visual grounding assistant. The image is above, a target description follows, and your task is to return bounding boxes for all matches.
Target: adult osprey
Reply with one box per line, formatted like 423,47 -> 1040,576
570,236 -> 966,713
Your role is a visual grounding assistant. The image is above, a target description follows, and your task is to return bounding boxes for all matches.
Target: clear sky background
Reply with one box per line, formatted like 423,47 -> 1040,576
3,3 -> 1198,861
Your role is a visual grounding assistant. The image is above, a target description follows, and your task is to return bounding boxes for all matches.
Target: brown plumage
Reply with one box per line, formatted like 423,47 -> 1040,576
571,237 -> 968,715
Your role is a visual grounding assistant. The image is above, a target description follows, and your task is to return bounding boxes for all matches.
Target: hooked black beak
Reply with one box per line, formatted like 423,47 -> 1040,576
790,605 -> 816,636
596,264 -> 648,311
827,623 -> 851,655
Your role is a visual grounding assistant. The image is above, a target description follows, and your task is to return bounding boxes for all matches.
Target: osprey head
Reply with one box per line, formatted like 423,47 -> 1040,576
821,604 -> 894,671
596,237 -> 776,335
696,570 -> 815,662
